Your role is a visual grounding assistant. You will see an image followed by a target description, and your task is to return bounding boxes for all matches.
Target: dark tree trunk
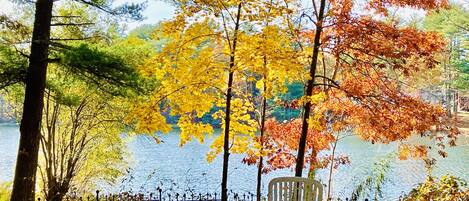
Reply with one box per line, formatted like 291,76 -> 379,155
46,181 -> 69,201
256,68 -> 268,201
256,154 -> 264,201
221,70 -> 234,201
256,94 -> 267,201
295,0 -> 326,177
11,0 -> 54,200
221,4 -> 242,201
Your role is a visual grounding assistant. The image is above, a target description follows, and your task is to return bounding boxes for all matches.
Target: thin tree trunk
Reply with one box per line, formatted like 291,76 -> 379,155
11,0 -> 54,200
327,139 -> 338,200
221,4 -> 242,201
256,150 -> 264,201
295,0 -> 326,177
307,149 -> 318,179
256,71 -> 268,201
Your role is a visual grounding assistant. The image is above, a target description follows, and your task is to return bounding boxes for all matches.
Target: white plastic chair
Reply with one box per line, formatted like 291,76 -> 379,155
268,177 -> 323,201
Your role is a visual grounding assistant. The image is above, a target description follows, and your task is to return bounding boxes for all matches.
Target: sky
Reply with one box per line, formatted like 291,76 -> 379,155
0,0 -> 467,32
0,0 -> 176,31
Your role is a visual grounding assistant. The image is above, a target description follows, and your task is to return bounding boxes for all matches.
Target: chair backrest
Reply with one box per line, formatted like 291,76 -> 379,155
268,177 -> 323,201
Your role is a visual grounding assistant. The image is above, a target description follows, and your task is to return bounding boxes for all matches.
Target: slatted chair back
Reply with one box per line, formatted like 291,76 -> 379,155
268,177 -> 323,201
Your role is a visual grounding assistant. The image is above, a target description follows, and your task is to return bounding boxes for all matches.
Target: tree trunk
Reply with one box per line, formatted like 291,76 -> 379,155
222,70 -> 234,201
221,4 -> 242,201
307,149 -> 318,179
256,73 -> 268,201
327,139 -> 338,200
295,0 -> 326,177
11,0 -> 54,200
46,181 -> 68,201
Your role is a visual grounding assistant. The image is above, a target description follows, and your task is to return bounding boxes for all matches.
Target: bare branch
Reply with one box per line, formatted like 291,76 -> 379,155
52,15 -> 81,18
314,75 -> 340,88
51,22 -> 94,26
50,37 -> 94,41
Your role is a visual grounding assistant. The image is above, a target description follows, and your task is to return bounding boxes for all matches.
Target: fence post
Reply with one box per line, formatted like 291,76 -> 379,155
158,188 -> 162,201
96,190 -> 100,201
214,193 -> 217,201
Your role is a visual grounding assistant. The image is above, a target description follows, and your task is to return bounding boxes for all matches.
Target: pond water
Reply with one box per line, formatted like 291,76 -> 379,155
0,124 -> 468,200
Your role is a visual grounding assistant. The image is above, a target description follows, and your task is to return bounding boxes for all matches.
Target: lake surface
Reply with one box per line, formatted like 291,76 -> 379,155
1,124 -> 468,200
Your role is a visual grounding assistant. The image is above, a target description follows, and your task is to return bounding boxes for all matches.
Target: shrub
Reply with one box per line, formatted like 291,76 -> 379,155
403,175 -> 469,201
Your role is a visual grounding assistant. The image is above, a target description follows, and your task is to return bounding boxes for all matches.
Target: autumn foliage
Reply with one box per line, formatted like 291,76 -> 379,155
244,118 -> 335,172
126,0 -> 459,199
242,0 -> 459,177
306,0 -> 456,158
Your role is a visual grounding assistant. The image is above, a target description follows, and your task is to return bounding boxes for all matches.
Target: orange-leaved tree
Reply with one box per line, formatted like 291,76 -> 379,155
292,0 -> 458,178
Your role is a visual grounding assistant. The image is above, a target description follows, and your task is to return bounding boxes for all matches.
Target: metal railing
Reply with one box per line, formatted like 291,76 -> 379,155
40,187 -> 392,201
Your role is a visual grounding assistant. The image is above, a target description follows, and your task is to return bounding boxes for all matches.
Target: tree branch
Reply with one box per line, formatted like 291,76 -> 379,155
51,22 -> 94,26
50,37 -> 94,41
314,75 -> 340,88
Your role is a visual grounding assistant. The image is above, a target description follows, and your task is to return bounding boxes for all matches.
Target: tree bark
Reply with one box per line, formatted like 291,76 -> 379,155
295,0 -> 326,177
221,4 -> 242,201
11,0 -> 54,200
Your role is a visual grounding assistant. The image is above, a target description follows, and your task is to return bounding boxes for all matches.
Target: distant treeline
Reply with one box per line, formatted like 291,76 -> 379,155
0,82 -> 305,125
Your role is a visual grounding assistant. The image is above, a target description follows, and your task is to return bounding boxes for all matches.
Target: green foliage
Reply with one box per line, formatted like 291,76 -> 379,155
424,5 -> 469,36
0,45 -> 27,90
0,0 -> 146,199
59,43 -> 143,96
424,4 -> 469,90
128,24 -> 159,40
403,175 -> 469,201
74,0 -> 146,21
45,79 -> 81,106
